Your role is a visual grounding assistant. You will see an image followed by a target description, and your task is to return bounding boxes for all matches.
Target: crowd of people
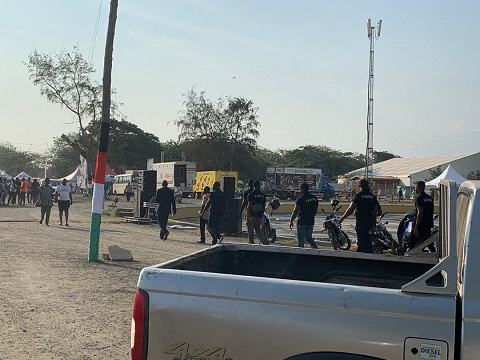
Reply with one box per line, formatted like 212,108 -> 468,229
0,177 -> 40,206
0,176 -> 73,227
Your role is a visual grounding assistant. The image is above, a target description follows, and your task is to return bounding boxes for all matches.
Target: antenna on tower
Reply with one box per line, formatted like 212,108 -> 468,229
364,19 -> 382,180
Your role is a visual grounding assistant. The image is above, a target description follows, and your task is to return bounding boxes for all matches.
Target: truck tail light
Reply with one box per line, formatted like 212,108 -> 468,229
131,289 -> 149,360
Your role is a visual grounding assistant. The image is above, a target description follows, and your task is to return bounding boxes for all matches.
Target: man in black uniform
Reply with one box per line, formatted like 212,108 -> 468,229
339,179 -> 378,253
201,181 -> 226,245
239,179 -> 255,244
155,180 -> 176,240
411,180 -> 435,252
247,180 -> 269,245
289,183 -> 318,249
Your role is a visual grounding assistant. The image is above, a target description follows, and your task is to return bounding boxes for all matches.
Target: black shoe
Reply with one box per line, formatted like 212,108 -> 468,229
197,240 -> 206,244
164,230 -> 169,241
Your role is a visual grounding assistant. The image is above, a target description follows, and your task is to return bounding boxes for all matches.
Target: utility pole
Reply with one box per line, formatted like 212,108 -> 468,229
365,19 -> 382,180
88,0 -> 118,261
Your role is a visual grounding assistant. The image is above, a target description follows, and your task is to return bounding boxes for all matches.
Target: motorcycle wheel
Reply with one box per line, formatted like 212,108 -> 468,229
260,224 -> 276,243
338,231 -> 351,251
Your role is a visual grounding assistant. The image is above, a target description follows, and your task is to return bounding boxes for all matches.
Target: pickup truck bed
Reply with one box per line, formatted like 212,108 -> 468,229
158,244 -> 441,289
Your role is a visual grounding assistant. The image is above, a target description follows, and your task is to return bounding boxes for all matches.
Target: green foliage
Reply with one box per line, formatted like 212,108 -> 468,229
373,150 -> 401,163
175,88 -> 260,177
25,47 -> 121,173
54,118 -> 165,174
278,145 -> 364,180
467,170 -> 480,180
0,143 -> 44,177
425,166 -> 442,181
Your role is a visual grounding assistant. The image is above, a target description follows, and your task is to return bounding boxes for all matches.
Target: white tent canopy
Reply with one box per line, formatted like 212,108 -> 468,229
0,169 -> 12,178
15,171 -> 34,180
60,166 -> 81,181
426,164 -> 466,186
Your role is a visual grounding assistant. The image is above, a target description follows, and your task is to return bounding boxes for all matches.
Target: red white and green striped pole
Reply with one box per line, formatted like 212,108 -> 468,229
88,0 -> 118,261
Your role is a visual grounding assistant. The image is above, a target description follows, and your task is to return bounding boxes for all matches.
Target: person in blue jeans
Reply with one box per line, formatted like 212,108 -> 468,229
289,183 -> 319,249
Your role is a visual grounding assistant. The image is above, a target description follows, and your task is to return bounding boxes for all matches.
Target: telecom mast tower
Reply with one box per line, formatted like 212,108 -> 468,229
365,19 -> 382,179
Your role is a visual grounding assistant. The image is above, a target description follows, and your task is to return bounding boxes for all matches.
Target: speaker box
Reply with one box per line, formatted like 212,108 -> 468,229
137,170 -> 157,193
223,176 -> 236,199
134,190 -> 156,218
220,198 -> 242,234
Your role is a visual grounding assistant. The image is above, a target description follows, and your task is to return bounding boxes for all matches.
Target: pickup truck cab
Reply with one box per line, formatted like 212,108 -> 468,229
132,180 -> 480,360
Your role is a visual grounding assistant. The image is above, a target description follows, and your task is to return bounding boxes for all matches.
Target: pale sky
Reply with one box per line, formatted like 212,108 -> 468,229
1,0 -> 478,158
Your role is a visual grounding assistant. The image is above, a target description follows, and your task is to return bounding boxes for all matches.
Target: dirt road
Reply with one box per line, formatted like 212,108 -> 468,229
0,194 -> 215,359
0,192 -> 367,359
0,194 -> 314,359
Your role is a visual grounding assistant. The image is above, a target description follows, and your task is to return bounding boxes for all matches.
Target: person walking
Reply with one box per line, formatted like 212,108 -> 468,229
155,180 -> 176,240
247,180 -> 269,245
124,181 -> 133,202
55,178 -> 73,226
289,183 -> 319,249
239,179 -> 255,244
201,181 -> 226,245
339,178 -> 378,253
410,180 -> 435,252
38,178 -> 54,226
197,186 -> 211,244
397,188 -> 404,202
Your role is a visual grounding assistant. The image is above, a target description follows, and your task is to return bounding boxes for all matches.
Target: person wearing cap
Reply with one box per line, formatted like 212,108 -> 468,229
289,182 -> 319,249
239,179 -> 255,244
339,178 -> 378,253
155,180 -> 176,240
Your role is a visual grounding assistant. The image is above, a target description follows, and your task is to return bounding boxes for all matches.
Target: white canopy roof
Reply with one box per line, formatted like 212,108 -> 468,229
15,171 -> 34,180
0,169 -> 12,178
60,166 -> 81,181
426,164 -> 467,186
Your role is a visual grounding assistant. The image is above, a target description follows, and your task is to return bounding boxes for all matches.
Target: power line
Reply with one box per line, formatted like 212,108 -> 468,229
88,0 -> 104,63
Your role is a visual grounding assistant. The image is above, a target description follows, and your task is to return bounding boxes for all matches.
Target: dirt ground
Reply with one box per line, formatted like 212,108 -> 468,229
1,194 -> 323,360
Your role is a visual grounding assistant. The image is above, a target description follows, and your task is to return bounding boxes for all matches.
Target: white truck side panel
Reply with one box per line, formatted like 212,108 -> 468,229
140,269 -> 456,360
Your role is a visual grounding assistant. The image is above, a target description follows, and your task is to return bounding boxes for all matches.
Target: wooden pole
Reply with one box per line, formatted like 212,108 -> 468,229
89,0 -> 118,261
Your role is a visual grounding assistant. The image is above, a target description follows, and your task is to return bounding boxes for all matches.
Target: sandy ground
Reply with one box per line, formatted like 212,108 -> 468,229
2,194 -> 340,359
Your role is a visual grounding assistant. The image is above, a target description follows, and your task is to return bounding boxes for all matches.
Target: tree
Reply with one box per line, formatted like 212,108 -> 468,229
55,118 -> 165,174
373,150 -> 401,163
279,145 -> 364,180
25,47 -> 119,174
175,88 -> 260,175
425,166 -> 442,181
467,170 -> 480,180
0,143 -> 44,177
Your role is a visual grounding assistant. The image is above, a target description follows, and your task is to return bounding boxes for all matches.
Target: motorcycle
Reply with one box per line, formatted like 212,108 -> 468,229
321,207 -> 351,250
261,199 -> 280,244
371,211 -> 400,254
397,210 -> 438,254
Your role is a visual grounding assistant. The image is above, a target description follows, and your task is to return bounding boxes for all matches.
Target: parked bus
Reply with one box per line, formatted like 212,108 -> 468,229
112,173 -> 133,195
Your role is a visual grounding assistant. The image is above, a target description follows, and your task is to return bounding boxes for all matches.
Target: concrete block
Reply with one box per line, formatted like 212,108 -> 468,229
108,245 -> 133,262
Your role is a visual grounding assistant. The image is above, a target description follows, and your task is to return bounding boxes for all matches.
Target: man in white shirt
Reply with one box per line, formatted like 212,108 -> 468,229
55,178 -> 73,226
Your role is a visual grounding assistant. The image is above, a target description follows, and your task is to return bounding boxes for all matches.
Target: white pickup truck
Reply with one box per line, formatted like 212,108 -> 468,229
131,180 -> 480,360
